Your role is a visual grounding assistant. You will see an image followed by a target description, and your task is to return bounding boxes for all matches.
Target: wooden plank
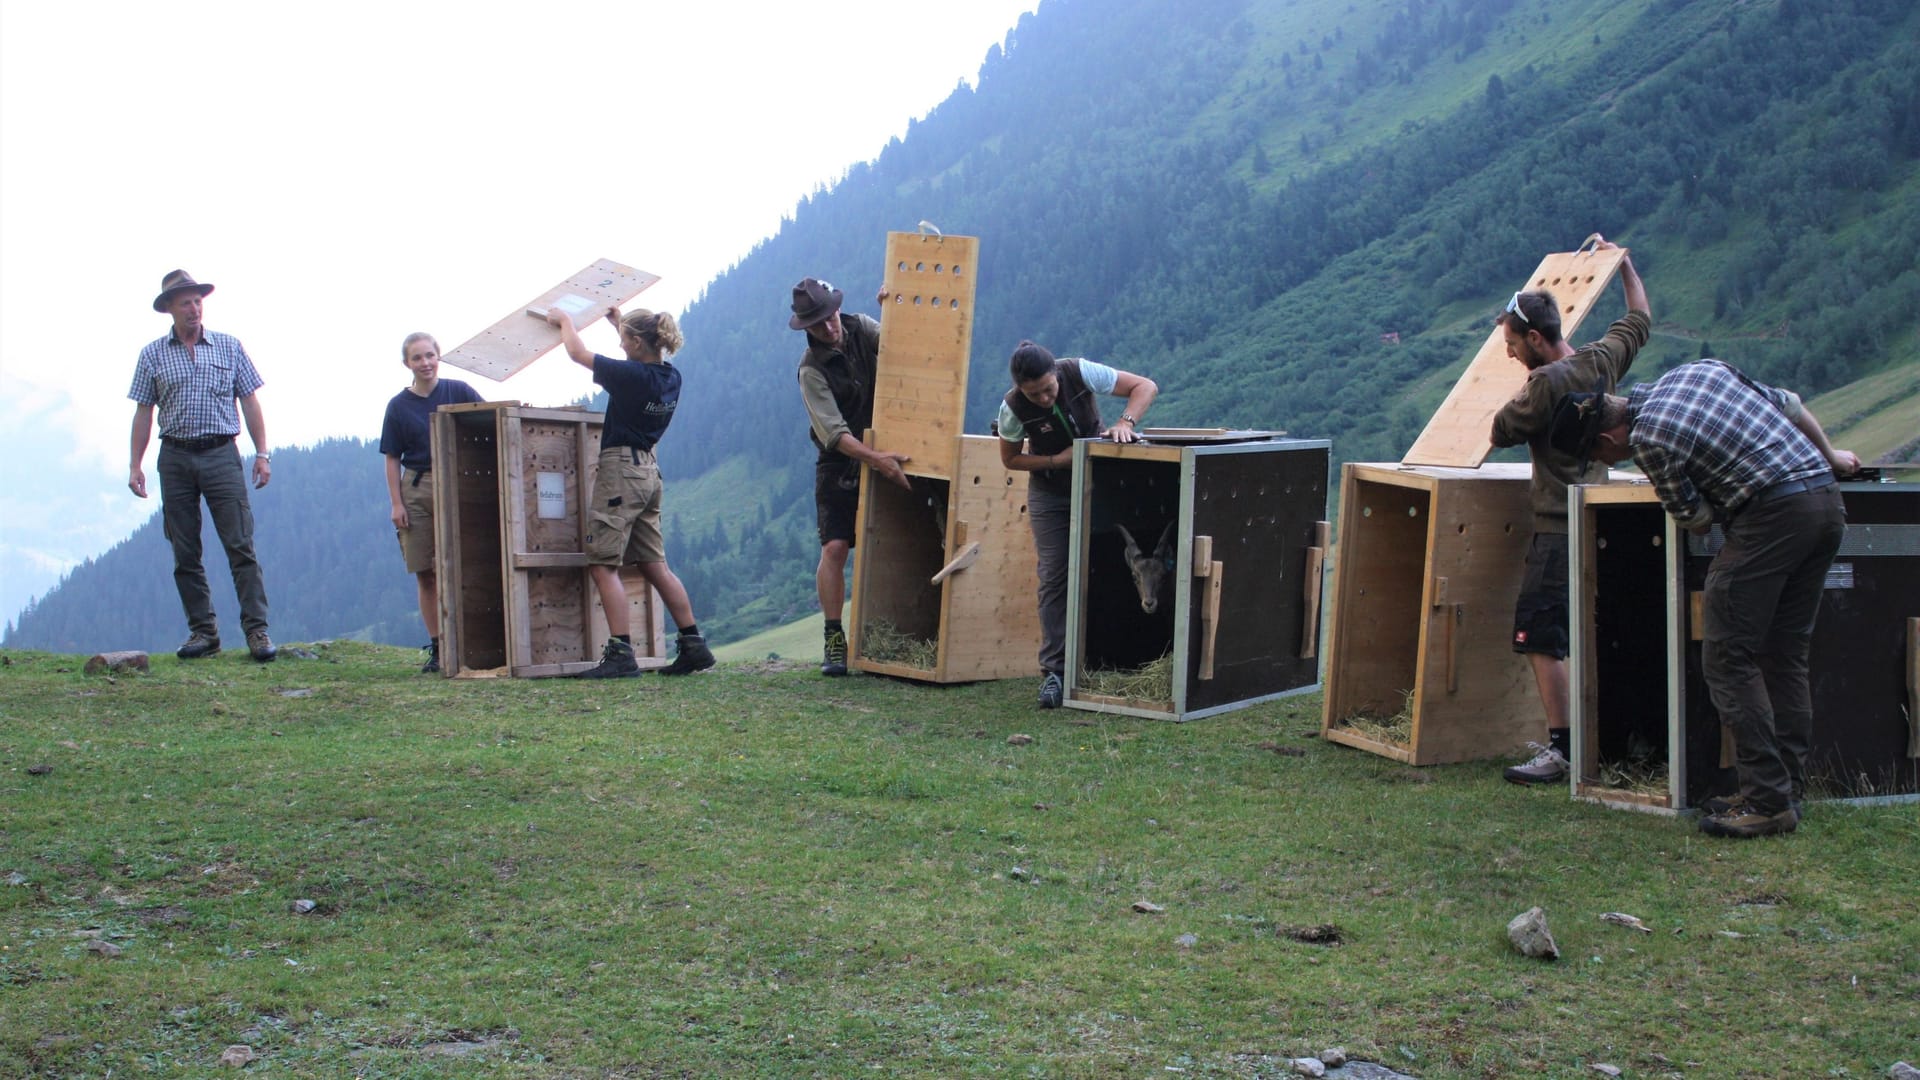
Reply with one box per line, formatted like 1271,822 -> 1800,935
502,414 -> 534,672
431,409 -> 461,676
1089,441 -> 1183,462
441,259 -> 660,382
1198,560 -> 1224,679
872,232 -> 978,482
930,542 -> 980,584
1401,242 -> 1629,467
1323,727 -> 1413,763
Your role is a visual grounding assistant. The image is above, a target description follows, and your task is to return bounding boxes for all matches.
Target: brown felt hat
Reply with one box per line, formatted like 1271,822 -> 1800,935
153,269 -> 215,312
789,277 -> 843,330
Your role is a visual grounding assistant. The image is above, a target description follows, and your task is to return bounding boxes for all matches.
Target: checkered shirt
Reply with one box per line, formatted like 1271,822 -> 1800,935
1625,360 -> 1828,530
127,328 -> 265,439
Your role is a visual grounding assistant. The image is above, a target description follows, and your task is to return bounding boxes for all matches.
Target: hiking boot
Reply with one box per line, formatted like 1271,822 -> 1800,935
1699,799 -> 1799,839
660,633 -> 715,676
246,629 -> 277,663
1503,742 -> 1568,786
1037,671 -> 1064,709
420,639 -> 441,675
1701,793 -> 1805,819
176,631 -> 221,659
821,624 -> 849,677
577,638 -> 640,679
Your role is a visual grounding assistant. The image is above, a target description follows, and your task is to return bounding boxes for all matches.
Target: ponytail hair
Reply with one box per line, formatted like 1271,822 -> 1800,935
622,309 -> 684,357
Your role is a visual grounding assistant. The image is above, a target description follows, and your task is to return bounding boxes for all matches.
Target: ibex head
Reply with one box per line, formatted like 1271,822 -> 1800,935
1115,522 -> 1175,614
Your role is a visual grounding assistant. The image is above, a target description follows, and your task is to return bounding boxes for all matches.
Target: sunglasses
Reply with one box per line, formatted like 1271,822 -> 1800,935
1505,291 -> 1531,326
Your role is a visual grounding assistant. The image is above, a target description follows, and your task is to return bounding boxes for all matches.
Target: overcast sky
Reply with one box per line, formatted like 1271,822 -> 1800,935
0,0 -> 1041,625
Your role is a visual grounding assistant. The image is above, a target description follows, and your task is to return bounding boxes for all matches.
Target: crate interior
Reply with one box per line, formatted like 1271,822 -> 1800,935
449,410 -> 507,671
1326,476 -> 1431,743
1582,502 -> 1673,801
1080,456 -> 1181,699
858,476 -> 952,667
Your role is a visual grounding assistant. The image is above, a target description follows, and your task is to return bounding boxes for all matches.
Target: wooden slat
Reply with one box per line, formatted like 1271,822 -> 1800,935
442,259 -> 661,382
1401,243 -> 1629,467
872,233 -> 978,481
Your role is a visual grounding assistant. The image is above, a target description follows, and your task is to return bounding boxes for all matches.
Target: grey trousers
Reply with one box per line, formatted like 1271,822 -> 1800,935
158,442 -> 270,636
1028,485 -> 1071,676
1701,484 -> 1844,813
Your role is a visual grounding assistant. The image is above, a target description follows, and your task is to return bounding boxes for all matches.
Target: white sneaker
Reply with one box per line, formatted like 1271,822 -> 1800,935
1503,742 -> 1568,785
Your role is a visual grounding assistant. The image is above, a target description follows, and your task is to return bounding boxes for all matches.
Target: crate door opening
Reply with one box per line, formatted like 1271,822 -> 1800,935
1571,490 -> 1679,810
854,475 -> 952,673
1076,454 -> 1182,709
1322,477 -> 1429,753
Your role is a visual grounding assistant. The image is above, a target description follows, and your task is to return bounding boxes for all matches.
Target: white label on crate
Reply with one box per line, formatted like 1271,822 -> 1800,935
551,293 -> 596,316
1822,562 -> 1853,590
537,472 -> 567,519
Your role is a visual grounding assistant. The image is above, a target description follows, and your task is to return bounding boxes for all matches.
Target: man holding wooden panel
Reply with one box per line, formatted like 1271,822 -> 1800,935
790,277 -> 912,677
1488,238 -> 1649,785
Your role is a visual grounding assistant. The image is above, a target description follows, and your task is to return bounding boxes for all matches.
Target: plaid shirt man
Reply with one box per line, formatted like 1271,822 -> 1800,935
128,326 -> 265,439
1625,360 -> 1831,531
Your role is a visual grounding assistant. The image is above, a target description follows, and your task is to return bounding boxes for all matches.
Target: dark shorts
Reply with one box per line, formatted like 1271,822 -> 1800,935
1511,532 -> 1569,658
815,458 -> 861,547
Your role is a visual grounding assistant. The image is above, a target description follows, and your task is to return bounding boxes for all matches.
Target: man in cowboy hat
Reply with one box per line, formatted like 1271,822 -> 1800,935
1487,237 -> 1648,786
791,276 -> 911,676
128,269 -> 277,662
1548,360 -> 1859,838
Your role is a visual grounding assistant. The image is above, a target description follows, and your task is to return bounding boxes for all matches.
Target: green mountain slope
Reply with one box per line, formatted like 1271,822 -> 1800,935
12,0 -> 1918,652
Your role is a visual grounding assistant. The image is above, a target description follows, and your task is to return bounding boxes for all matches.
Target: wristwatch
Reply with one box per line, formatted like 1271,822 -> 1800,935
1117,413 -> 1136,426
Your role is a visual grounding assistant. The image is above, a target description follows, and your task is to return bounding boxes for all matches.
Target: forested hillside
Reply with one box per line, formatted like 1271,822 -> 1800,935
12,0 -> 1918,652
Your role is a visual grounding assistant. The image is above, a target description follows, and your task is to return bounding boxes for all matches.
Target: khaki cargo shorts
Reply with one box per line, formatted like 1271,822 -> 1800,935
396,470 -> 437,574
585,446 -> 666,566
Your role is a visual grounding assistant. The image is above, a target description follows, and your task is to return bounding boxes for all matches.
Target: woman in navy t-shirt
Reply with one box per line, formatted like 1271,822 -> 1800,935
548,305 -> 713,678
378,332 -> 483,673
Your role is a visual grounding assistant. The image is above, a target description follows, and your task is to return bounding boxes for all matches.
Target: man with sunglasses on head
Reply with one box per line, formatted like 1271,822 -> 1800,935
1487,237 -> 1648,785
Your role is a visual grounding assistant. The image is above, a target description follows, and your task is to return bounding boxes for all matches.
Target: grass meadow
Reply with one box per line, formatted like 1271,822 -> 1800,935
2,642 -> 1915,1078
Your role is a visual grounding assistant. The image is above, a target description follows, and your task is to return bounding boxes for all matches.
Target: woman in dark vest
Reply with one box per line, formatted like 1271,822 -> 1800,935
996,340 -> 1157,708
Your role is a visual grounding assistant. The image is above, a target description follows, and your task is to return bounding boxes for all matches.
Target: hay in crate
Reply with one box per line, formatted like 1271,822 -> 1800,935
1337,689 -> 1414,746
1596,757 -> 1669,797
1080,652 -> 1174,706
860,618 -> 938,669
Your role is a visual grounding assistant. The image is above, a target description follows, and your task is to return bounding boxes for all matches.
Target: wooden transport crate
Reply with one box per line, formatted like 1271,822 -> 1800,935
848,435 -> 1040,683
1569,480 -> 1920,811
430,402 -> 666,678
1064,432 -> 1330,721
1320,462 -> 1540,764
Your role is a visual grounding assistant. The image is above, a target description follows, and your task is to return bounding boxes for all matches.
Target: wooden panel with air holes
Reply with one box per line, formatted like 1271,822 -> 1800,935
872,232 -> 979,482
442,259 -> 662,382
1401,243 -> 1629,468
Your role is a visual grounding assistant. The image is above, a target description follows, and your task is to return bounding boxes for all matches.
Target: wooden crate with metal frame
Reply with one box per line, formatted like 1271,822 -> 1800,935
1063,431 -> 1330,722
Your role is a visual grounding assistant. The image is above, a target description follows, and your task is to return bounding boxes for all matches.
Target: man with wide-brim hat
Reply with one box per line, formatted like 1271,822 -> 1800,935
152,269 -> 214,312
791,276 -> 911,676
1548,360 -> 1860,839
128,268 -> 278,662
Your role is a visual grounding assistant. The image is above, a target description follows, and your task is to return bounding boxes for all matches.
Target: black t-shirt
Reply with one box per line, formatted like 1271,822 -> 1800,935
594,354 -> 680,452
378,379 -> 484,472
